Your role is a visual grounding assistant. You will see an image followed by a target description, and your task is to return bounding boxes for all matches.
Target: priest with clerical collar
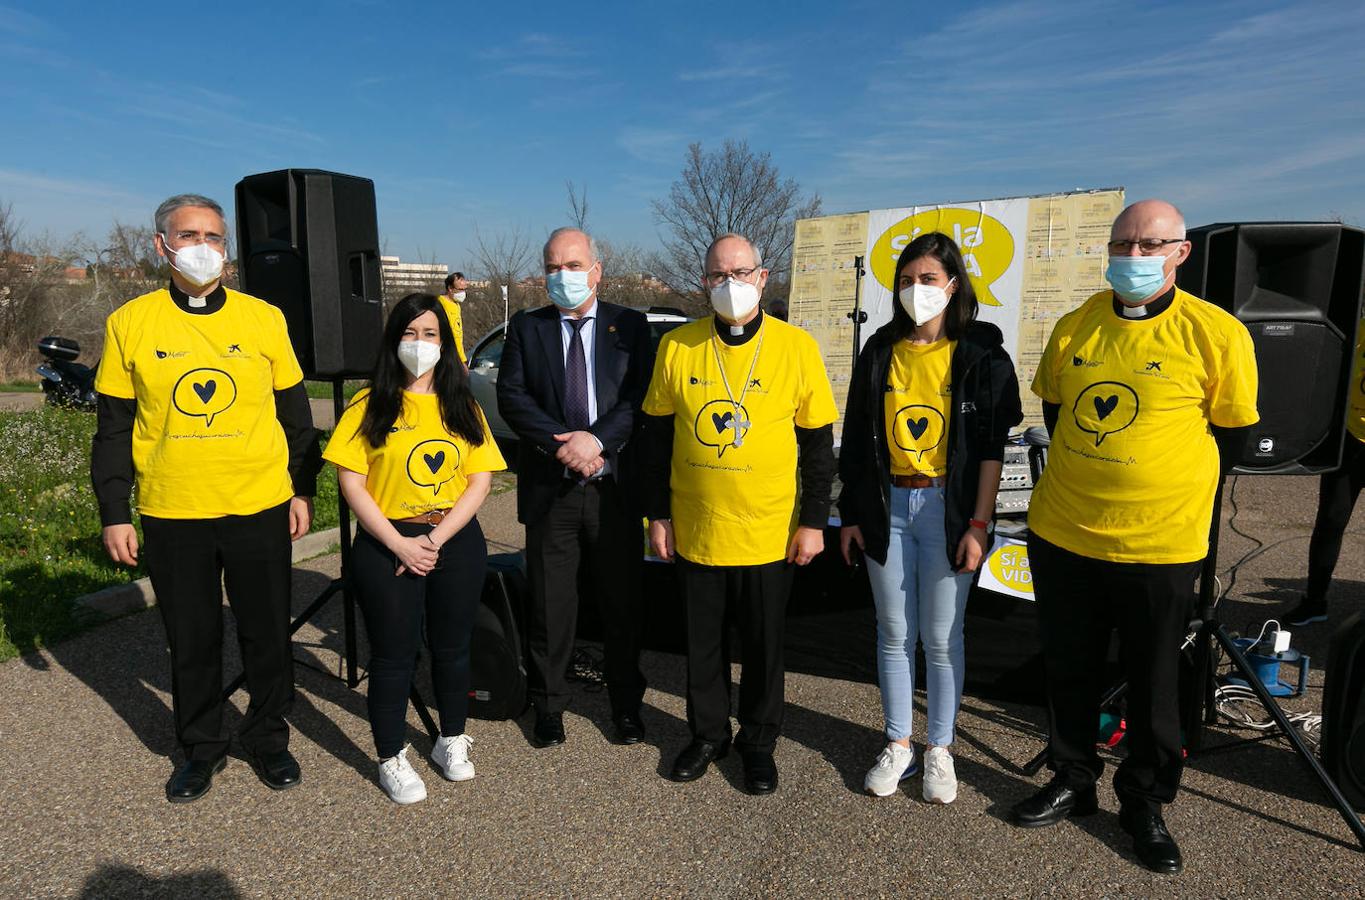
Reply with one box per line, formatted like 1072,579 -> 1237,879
639,232 -> 837,795
91,193 -> 320,803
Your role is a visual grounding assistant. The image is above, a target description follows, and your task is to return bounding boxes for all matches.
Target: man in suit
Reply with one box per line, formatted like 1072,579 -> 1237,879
497,227 -> 653,747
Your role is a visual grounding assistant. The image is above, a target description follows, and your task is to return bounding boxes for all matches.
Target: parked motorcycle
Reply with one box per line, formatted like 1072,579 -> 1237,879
36,336 -> 98,411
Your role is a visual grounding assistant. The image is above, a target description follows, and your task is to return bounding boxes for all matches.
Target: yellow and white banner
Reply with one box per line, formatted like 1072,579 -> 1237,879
790,188 -> 1124,433
975,537 -> 1034,601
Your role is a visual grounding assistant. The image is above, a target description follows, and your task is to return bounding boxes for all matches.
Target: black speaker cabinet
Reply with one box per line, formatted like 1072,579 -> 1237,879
1177,222 -> 1365,474
235,169 -> 384,378
1322,611 -> 1365,810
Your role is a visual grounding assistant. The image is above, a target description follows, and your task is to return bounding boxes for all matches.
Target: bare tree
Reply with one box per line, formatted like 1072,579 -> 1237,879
464,225 -> 541,344
650,140 -> 822,298
566,181 -> 589,231
0,202 -> 69,378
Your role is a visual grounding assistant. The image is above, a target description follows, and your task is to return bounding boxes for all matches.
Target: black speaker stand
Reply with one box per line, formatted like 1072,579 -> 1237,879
223,377 -> 439,743
1020,478 -> 1365,851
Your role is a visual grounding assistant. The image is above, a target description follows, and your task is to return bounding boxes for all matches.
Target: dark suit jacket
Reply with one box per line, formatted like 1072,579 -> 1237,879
497,300 -> 654,525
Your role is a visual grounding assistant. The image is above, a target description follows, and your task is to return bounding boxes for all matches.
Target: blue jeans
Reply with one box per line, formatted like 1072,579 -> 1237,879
866,486 -> 971,746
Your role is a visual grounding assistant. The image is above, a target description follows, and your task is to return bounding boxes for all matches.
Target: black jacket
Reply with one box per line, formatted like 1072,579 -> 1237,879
837,320 -> 1023,568
496,300 -> 653,525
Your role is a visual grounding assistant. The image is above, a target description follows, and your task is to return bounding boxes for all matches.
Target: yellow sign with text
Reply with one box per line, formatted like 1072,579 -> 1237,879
869,209 -> 1015,307
979,538 -> 1034,600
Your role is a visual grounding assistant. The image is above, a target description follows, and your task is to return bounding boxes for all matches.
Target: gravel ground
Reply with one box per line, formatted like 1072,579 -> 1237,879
2,477 -> 1364,898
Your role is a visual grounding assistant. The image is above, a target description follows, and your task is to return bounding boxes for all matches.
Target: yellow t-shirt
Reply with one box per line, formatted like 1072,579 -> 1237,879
1028,288 -> 1259,563
885,338 -> 956,477
94,288 -> 304,519
1347,323 -> 1365,444
323,389 -> 506,519
437,296 -> 468,364
642,317 -> 839,566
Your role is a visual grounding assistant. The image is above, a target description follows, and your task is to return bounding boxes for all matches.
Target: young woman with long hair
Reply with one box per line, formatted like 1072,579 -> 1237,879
838,232 -> 1022,803
323,293 -> 506,803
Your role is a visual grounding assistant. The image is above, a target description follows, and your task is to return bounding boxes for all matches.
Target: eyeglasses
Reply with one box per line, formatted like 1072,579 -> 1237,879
164,230 -> 228,249
703,267 -> 760,287
1107,238 -> 1184,255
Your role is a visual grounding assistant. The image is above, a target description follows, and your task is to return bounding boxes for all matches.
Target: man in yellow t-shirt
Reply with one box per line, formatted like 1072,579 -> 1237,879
641,233 -> 837,795
1009,200 -> 1259,876
90,194 -> 321,803
438,272 -> 469,365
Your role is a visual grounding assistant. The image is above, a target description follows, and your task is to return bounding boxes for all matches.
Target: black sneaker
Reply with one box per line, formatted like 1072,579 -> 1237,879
1284,598 -> 1328,627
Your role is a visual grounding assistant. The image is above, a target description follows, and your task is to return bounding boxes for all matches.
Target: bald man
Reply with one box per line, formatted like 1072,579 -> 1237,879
641,233 -> 837,794
496,227 -> 653,748
1009,200 -> 1259,874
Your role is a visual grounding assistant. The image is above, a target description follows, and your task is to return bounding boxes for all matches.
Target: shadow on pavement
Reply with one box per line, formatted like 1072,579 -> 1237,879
77,864 -> 239,899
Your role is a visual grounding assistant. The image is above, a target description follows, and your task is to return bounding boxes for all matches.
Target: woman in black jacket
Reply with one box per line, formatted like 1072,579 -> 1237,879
839,232 -> 1022,803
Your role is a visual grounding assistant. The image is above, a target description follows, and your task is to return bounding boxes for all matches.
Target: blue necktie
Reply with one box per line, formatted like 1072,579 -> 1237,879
564,317 -> 591,430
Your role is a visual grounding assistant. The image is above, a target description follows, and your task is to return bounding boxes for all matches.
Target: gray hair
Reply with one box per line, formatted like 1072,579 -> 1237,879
544,227 -> 599,264
704,232 -> 763,268
154,194 -> 225,234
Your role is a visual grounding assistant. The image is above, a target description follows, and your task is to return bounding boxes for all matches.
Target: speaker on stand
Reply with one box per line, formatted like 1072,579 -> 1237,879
1171,221 -> 1365,849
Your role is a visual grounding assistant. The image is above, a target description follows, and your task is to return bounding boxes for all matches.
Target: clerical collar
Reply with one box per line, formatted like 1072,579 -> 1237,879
1112,285 -> 1175,320
714,309 -> 764,346
169,280 -> 226,315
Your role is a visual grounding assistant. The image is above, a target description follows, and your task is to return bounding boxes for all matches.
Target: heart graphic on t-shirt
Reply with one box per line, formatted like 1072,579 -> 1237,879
423,451 -> 445,473
711,410 -> 733,434
907,417 -> 929,440
1093,394 -> 1119,420
192,380 -> 217,404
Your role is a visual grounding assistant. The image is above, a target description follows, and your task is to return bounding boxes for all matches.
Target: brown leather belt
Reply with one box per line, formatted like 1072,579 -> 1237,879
891,474 -> 942,488
397,509 -> 449,525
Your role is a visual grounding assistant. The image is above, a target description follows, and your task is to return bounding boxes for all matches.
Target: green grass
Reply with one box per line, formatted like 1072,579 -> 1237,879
304,379 -> 367,401
0,408 -> 343,663
0,380 -> 41,392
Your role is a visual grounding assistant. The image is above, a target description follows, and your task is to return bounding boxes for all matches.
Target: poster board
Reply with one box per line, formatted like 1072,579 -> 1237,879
790,188 -> 1125,435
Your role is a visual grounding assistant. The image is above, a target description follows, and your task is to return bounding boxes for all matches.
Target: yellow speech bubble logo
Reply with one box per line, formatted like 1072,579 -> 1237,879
694,399 -> 751,459
406,439 -> 462,495
891,404 -> 946,462
987,543 -> 1034,596
870,209 -> 1014,307
171,367 -> 237,428
1073,381 -> 1139,447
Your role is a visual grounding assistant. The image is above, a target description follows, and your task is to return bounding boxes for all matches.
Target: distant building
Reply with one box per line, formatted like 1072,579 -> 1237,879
380,255 -> 447,303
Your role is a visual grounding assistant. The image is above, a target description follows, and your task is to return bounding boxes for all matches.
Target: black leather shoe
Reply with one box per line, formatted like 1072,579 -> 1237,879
740,750 -> 778,795
669,738 -> 731,782
613,711 -> 646,745
247,748 -> 302,791
1120,806 -> 1183,874
1009,777 -> 1099,828
165,757 -> 227,804
534,711 -> 566,747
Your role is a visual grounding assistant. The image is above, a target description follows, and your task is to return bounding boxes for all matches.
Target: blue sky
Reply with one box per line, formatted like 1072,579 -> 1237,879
2,0 -> 1362,271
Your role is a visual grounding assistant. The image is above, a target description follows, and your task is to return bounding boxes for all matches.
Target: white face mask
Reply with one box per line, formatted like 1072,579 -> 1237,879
162,236 -> 225,288
451,290 -> 466,303
397,339 -> 441,378
709,278 -> 761,322
898,278 -> 955,325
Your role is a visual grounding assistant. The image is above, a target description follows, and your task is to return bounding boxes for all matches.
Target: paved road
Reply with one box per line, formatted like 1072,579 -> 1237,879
2,478 -> 1364,897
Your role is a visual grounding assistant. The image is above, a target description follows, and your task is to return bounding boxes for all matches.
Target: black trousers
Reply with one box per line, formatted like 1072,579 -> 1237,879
351,519 -> 486,760
524,477 -> 645,716
1028,533 -> 1199,811
141,502 -> 293,762
1307,438 -> 1365,604
676,555 -> 794,754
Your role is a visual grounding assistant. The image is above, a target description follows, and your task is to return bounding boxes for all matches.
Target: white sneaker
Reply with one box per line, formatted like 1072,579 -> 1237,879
377,746 -> 426,804
922,746 -> 958,804
432,734 -> 475,782
864,742 -> 917,797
